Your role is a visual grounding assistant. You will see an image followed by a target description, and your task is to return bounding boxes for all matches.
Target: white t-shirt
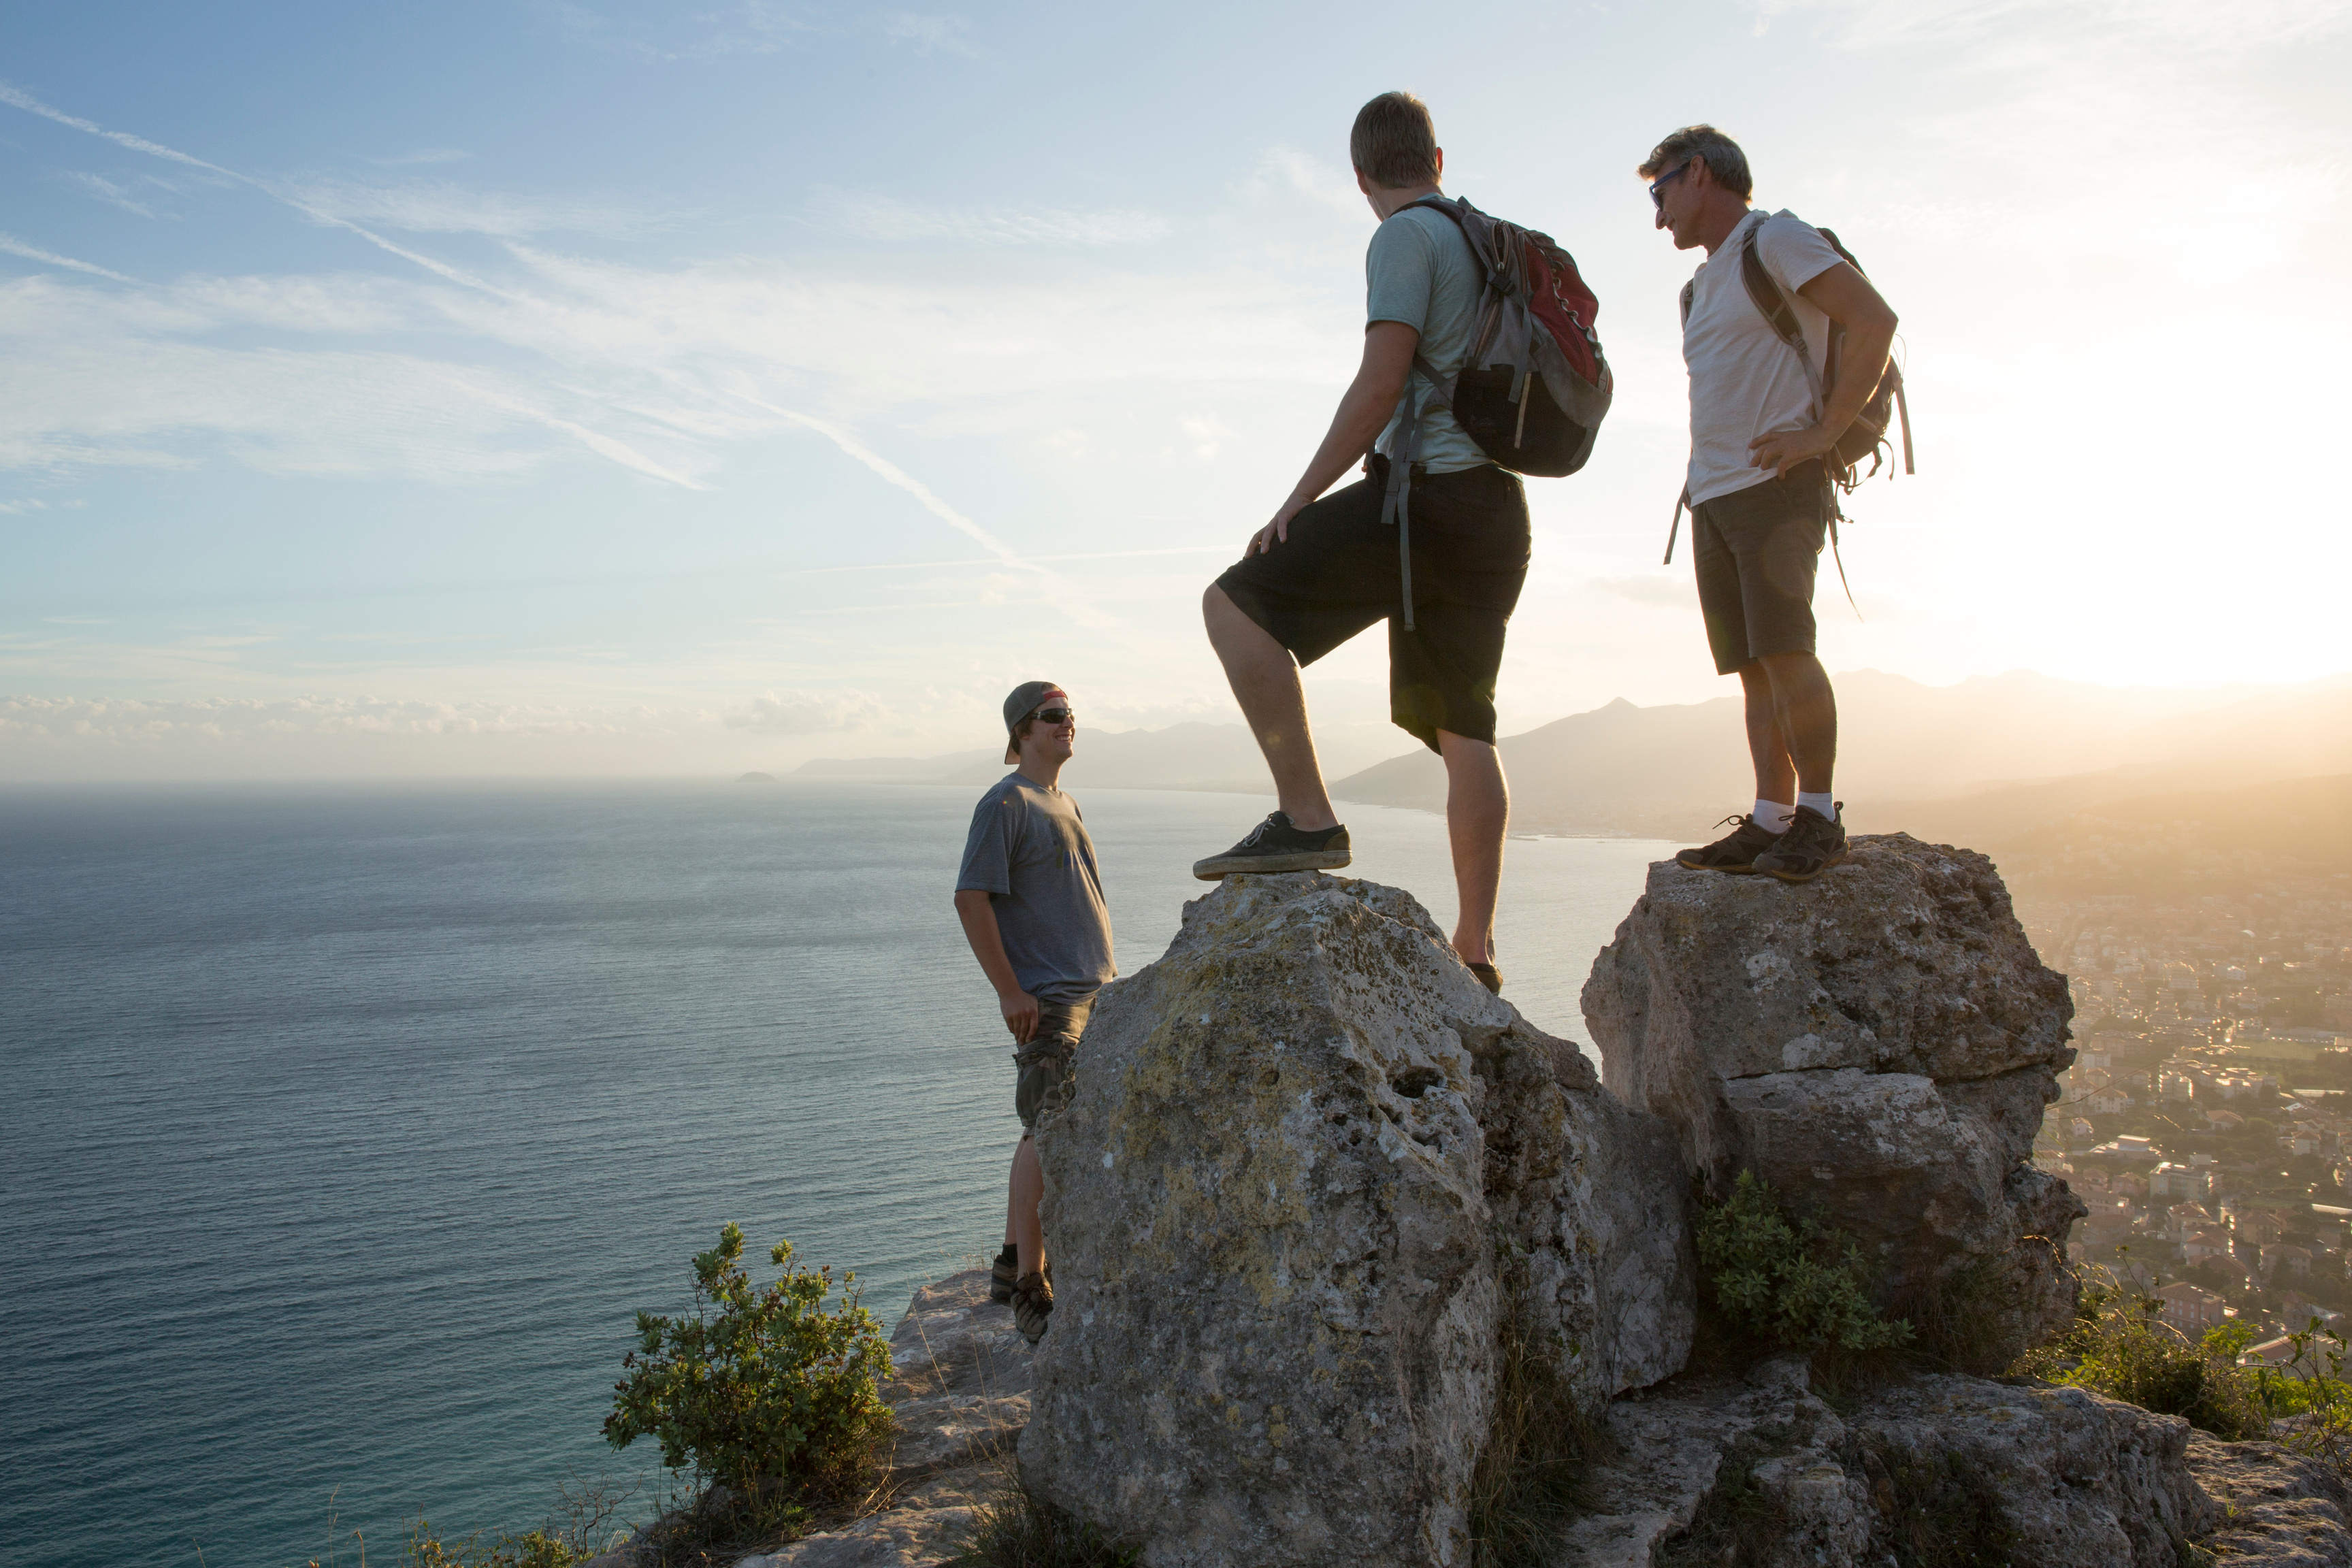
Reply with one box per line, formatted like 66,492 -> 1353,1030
1680,208 -> 1847,506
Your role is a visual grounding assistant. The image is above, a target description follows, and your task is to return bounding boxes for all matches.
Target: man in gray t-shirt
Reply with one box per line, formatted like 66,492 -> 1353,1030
953,679 -> 1114,1344
1198,90 -> 1530,998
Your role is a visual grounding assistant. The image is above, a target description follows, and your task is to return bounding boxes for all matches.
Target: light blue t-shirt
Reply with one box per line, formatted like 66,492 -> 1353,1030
1366,202 -> 1489,475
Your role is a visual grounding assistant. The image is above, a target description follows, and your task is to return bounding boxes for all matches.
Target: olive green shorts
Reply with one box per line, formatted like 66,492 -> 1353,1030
1013,996 -> 1094,1133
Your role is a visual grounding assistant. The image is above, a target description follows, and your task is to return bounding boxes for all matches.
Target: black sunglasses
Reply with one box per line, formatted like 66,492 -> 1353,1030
1026,706 -> 1075,725
1648,157 -> 1697,211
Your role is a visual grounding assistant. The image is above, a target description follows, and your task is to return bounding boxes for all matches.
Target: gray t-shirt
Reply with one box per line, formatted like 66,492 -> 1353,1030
1367,203 -> 1489,475
956,772 -> 1115,1005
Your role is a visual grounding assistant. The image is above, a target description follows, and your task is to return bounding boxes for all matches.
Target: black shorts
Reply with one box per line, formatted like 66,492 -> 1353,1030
1691,465 -> 1830,676
1214,459 -> 1530,751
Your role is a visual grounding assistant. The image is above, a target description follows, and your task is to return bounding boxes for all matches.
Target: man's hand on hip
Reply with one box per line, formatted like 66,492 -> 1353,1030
1000,988 -> 1041,1045
1748,423 -> 1836,478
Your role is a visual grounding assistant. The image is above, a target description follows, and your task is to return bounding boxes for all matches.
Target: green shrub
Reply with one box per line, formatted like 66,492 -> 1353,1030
1696,1171 -> 1913,1355
402,1523 -> 574,1567
2010,1264 -> 2268,1439
605,1224 -> 896,1518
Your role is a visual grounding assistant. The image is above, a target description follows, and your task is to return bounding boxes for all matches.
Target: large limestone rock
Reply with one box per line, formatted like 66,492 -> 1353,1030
1581,833 -> 2084,1355
1019,872 -> 1693,1567
1556,1358 -> 2351,1567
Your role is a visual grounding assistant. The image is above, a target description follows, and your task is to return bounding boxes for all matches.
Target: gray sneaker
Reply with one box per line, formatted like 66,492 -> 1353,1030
1675,813 -> 1783,873
1751,804 -> 1848,883
1191,811 -> 1352,880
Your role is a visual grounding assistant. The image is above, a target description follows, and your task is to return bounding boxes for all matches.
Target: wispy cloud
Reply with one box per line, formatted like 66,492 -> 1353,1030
364,147 -> 473,167
65,170 -> 167,218
881,12 -> 980,57
805,188 -> 1166,247
550,0 -> 817,62
724,689 -> 887,734
0,231 -> 133,282
280,176 -> 650,238
0,497 -> 53,514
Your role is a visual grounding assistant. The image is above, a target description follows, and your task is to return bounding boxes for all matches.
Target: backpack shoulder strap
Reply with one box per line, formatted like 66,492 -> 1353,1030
1737,216 -> 1829,416
1738,219 -> 1806,352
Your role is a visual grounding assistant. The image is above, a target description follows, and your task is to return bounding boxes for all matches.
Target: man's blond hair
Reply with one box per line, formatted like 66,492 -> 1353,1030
1350,91 -> 1440,191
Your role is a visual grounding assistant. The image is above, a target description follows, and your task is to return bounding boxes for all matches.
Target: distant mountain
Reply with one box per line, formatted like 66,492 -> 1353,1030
1326,671 -> 2352,840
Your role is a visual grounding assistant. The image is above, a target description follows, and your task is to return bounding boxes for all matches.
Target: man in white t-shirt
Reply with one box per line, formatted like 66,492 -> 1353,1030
1639,125 -> 1898,883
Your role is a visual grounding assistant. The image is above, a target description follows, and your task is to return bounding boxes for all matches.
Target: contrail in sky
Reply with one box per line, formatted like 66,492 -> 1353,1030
733,392 -> 1129,634
0,80 -> 710,487
0,230 -> 134,282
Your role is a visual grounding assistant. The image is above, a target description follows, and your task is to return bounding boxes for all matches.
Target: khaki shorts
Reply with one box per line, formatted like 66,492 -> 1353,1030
1691,462 -> 1830,676
1014,996 -> 1094,1132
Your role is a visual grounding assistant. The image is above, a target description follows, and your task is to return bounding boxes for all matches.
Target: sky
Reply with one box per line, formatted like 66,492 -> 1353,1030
2,0 -> 2348,779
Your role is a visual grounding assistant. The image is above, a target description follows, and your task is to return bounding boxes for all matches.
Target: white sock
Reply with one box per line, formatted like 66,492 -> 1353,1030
1754,798 -> 1795,833
1797,791 -> 1838,823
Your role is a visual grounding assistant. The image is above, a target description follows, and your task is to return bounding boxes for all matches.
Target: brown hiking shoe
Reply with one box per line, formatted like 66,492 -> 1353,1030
1675,813 -> 1783,873
1752,804 -> 1848,883
1011,1270 -> 1054,1345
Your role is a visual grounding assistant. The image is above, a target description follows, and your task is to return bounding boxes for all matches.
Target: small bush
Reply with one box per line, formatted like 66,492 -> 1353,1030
1697,1171 -> 1913,1356
949,1468 -> 1139,1567
2010,1264 -> 2268,1439
606,1224 -> 896,1523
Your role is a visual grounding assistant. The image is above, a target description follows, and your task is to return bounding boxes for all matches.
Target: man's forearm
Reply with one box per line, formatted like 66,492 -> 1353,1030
1817,318 -> 1896,444
954,892 -> 1024,996
1286,372 -> 1407,508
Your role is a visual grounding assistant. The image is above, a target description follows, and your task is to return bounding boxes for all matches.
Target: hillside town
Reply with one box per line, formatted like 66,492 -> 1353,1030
2019,875 -> 2352,1364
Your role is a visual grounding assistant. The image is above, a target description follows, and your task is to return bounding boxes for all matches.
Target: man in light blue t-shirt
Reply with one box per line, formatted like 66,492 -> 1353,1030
1196,91 -> 1530,996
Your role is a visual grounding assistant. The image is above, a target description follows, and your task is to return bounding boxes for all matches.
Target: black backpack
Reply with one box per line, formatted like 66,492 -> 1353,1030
1737,223 -> 1912,492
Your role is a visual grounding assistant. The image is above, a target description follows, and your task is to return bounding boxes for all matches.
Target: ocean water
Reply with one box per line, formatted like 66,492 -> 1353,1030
0,781 -> 1670,1568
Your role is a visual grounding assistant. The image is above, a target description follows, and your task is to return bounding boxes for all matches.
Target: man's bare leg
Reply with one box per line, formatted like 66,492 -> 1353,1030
1009,1134 -> 1045,1275
1756,651 -> 1837,795
1203,585 -> 1339,831
1737,662 -> 1797,804
1438,730 -> 1506,965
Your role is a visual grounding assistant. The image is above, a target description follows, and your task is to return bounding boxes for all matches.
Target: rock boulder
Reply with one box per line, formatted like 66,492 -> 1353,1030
1556,1358 -> 2349,1567
1581,833 -> 2084,1356
1019,872 -> 1693,1567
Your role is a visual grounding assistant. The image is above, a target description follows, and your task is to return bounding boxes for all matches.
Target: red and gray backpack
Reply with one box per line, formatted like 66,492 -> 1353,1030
1377,195 -> 1613,627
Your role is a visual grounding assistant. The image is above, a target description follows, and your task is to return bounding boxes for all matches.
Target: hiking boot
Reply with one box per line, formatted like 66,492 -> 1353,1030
989,1245 -> 1017,1303
990,1250 -> 1049,1305
1675,814 -> 1782,874
1752,804 -> 1848,884
1011,1270 -> 1054,1345
1191,811 -> 1352,880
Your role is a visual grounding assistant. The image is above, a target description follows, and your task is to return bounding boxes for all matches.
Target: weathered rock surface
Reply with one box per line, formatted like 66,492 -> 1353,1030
1019,872 -> 1694,1567
1557,1358 -> 2350,1567
1582,833 -> 2085,1356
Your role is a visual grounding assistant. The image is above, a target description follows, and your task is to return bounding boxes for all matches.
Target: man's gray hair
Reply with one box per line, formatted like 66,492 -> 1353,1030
1637,125 -> 1752,199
